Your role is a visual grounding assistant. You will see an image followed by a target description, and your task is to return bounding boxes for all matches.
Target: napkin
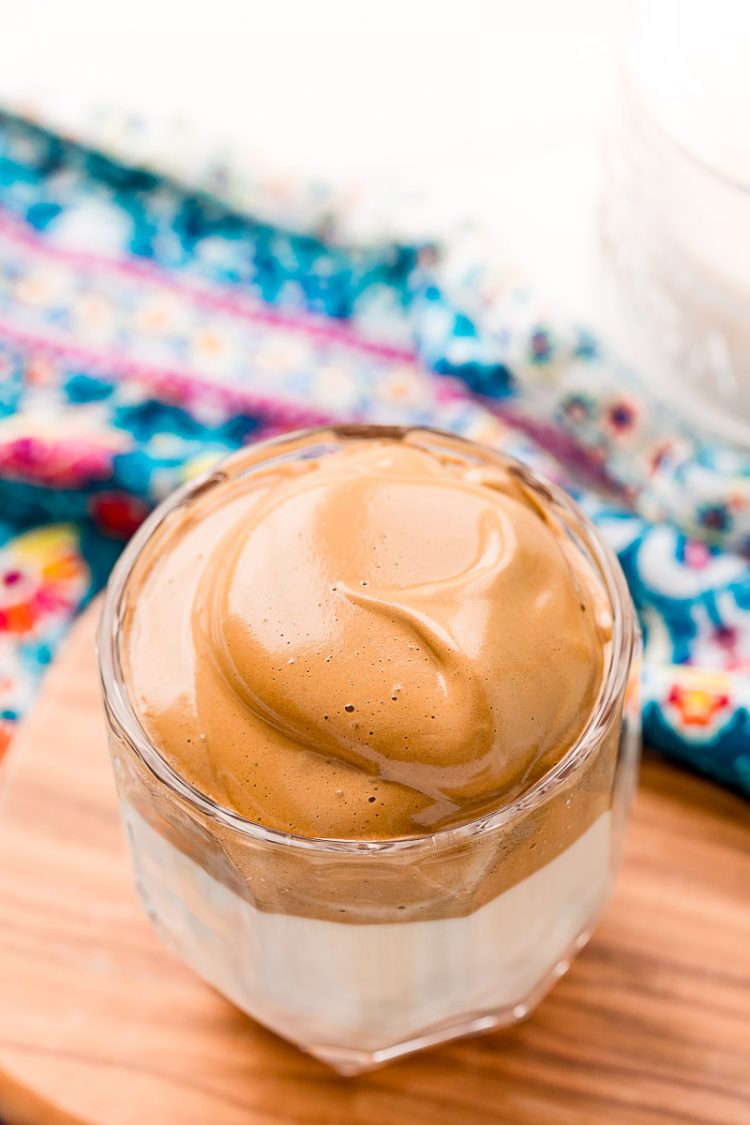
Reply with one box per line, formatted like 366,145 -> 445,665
0,110 -> 748,797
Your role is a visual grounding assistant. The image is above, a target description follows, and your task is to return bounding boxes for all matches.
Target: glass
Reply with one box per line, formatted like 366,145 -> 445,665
601,0 -> 750,446
98,425 -> 641,1074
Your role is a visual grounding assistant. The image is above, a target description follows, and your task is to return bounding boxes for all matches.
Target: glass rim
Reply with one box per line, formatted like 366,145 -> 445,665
98,424 -> 638,855
621,44 -> 750,199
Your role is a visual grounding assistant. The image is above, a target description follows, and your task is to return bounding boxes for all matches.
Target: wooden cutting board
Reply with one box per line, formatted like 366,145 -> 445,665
0,606 -> 748,1125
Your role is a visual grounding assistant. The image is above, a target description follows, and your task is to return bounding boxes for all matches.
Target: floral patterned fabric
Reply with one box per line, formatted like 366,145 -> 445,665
0,110 -> 748,798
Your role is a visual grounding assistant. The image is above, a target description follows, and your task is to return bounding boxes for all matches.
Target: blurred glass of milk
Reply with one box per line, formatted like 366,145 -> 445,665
602,0 -> 750,445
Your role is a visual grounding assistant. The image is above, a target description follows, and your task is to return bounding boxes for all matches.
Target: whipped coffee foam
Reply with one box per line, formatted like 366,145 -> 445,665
122,433 -> 612,839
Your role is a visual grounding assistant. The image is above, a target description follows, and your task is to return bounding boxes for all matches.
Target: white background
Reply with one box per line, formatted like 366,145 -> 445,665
1,0 -> 621,320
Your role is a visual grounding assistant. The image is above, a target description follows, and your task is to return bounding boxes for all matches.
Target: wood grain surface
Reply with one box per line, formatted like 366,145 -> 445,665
0,605 -> 748,1125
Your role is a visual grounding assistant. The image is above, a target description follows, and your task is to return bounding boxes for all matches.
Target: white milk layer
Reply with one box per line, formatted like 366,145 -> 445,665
122,804 -> 612,1052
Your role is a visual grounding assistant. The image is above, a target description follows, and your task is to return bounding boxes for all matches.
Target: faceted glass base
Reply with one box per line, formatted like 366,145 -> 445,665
122,796 -> 614,1075
294,932 -> 590,1075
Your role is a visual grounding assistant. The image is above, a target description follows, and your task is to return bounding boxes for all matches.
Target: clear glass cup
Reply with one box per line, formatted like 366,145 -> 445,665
98,425 -> 641,1074
601,0 -> 750,446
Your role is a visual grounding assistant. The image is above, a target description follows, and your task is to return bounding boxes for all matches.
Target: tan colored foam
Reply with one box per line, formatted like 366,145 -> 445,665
122,435 -> 611,840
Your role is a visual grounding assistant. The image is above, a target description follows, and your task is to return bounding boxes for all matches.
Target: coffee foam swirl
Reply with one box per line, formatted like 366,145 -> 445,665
123,437 -> 611,838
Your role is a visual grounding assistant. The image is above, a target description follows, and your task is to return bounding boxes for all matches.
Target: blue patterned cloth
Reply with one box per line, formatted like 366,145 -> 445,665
0,110 -> 748,797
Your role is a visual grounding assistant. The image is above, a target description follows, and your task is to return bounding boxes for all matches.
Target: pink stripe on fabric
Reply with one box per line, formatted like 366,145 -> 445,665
0,213 -> 418,366
0,317 -> 339,430
495,402 -> 623,493
432,378 -> 473,404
